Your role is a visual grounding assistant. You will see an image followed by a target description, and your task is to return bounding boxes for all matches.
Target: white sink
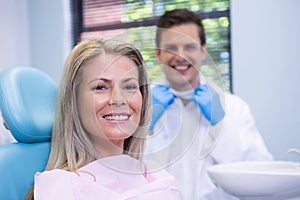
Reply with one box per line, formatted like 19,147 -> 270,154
207,161 -> 300,200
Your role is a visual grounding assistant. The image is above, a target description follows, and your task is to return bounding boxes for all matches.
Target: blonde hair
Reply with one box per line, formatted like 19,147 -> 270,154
25,38 -> 150,199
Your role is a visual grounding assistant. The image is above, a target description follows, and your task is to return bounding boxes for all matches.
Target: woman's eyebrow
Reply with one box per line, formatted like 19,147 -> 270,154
122,77 -> 138,83
88,77 -> 111,84
88,77 -> 138,84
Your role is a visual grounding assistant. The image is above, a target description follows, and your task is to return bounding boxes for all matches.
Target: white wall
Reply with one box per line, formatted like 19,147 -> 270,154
0,1 -> 30,70
27,0 -> 68,82
0,0 -> 69,82
231,0 -> 300,161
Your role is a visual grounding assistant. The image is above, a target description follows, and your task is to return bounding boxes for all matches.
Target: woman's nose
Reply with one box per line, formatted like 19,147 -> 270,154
109,87 -> 126,106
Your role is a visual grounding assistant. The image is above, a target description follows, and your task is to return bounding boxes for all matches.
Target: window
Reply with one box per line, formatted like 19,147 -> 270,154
71,0 -> 231,91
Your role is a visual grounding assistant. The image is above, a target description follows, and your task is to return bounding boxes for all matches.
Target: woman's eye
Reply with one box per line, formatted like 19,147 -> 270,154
93,85 -> 108,91
124,84 -> 138,91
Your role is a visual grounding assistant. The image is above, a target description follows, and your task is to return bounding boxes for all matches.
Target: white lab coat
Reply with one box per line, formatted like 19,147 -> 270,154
144,91 -> 273,200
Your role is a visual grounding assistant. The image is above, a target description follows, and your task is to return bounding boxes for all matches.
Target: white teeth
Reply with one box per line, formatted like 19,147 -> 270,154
175,66 -> 188,70
104,115 -> 129,120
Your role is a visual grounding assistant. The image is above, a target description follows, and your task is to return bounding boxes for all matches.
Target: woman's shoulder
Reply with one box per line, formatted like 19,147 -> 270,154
34,169 -> 78,199
34,169 -> 78,190
35,168 -> 76,180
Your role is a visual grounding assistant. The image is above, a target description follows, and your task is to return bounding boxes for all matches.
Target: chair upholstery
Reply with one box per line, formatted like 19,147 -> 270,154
0,66 -> 57,200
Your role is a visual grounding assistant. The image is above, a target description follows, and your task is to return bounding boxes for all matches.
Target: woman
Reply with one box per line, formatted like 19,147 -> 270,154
26,38 -> 180,199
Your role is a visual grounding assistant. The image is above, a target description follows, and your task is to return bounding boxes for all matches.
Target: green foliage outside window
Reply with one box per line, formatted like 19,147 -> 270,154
121,0 -> 230,91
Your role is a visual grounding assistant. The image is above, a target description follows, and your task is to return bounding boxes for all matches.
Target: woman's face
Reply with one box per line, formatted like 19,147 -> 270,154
77,53 -> 142,151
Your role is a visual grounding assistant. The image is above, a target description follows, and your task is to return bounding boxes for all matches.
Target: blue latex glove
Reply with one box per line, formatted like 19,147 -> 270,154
193,84 -> 225,125
149,85 -> 175,131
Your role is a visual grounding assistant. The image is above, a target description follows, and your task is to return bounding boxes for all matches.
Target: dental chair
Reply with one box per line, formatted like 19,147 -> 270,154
0,66 -> 57,200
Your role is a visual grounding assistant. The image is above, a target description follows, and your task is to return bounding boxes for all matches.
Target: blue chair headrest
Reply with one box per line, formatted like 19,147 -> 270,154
0,66 -> 57,143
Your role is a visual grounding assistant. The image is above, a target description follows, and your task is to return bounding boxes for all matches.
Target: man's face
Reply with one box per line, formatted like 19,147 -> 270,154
156,23 -> 206,91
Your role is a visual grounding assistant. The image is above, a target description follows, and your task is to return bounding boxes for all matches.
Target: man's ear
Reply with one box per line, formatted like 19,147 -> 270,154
201,44 -> 207,60
155,48 -> 161,62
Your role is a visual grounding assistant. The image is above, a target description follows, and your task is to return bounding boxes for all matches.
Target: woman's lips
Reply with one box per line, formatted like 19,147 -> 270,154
103,113 -> 131,121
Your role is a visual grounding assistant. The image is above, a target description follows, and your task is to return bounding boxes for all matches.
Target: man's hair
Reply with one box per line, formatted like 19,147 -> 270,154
156,8 -> 206,47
